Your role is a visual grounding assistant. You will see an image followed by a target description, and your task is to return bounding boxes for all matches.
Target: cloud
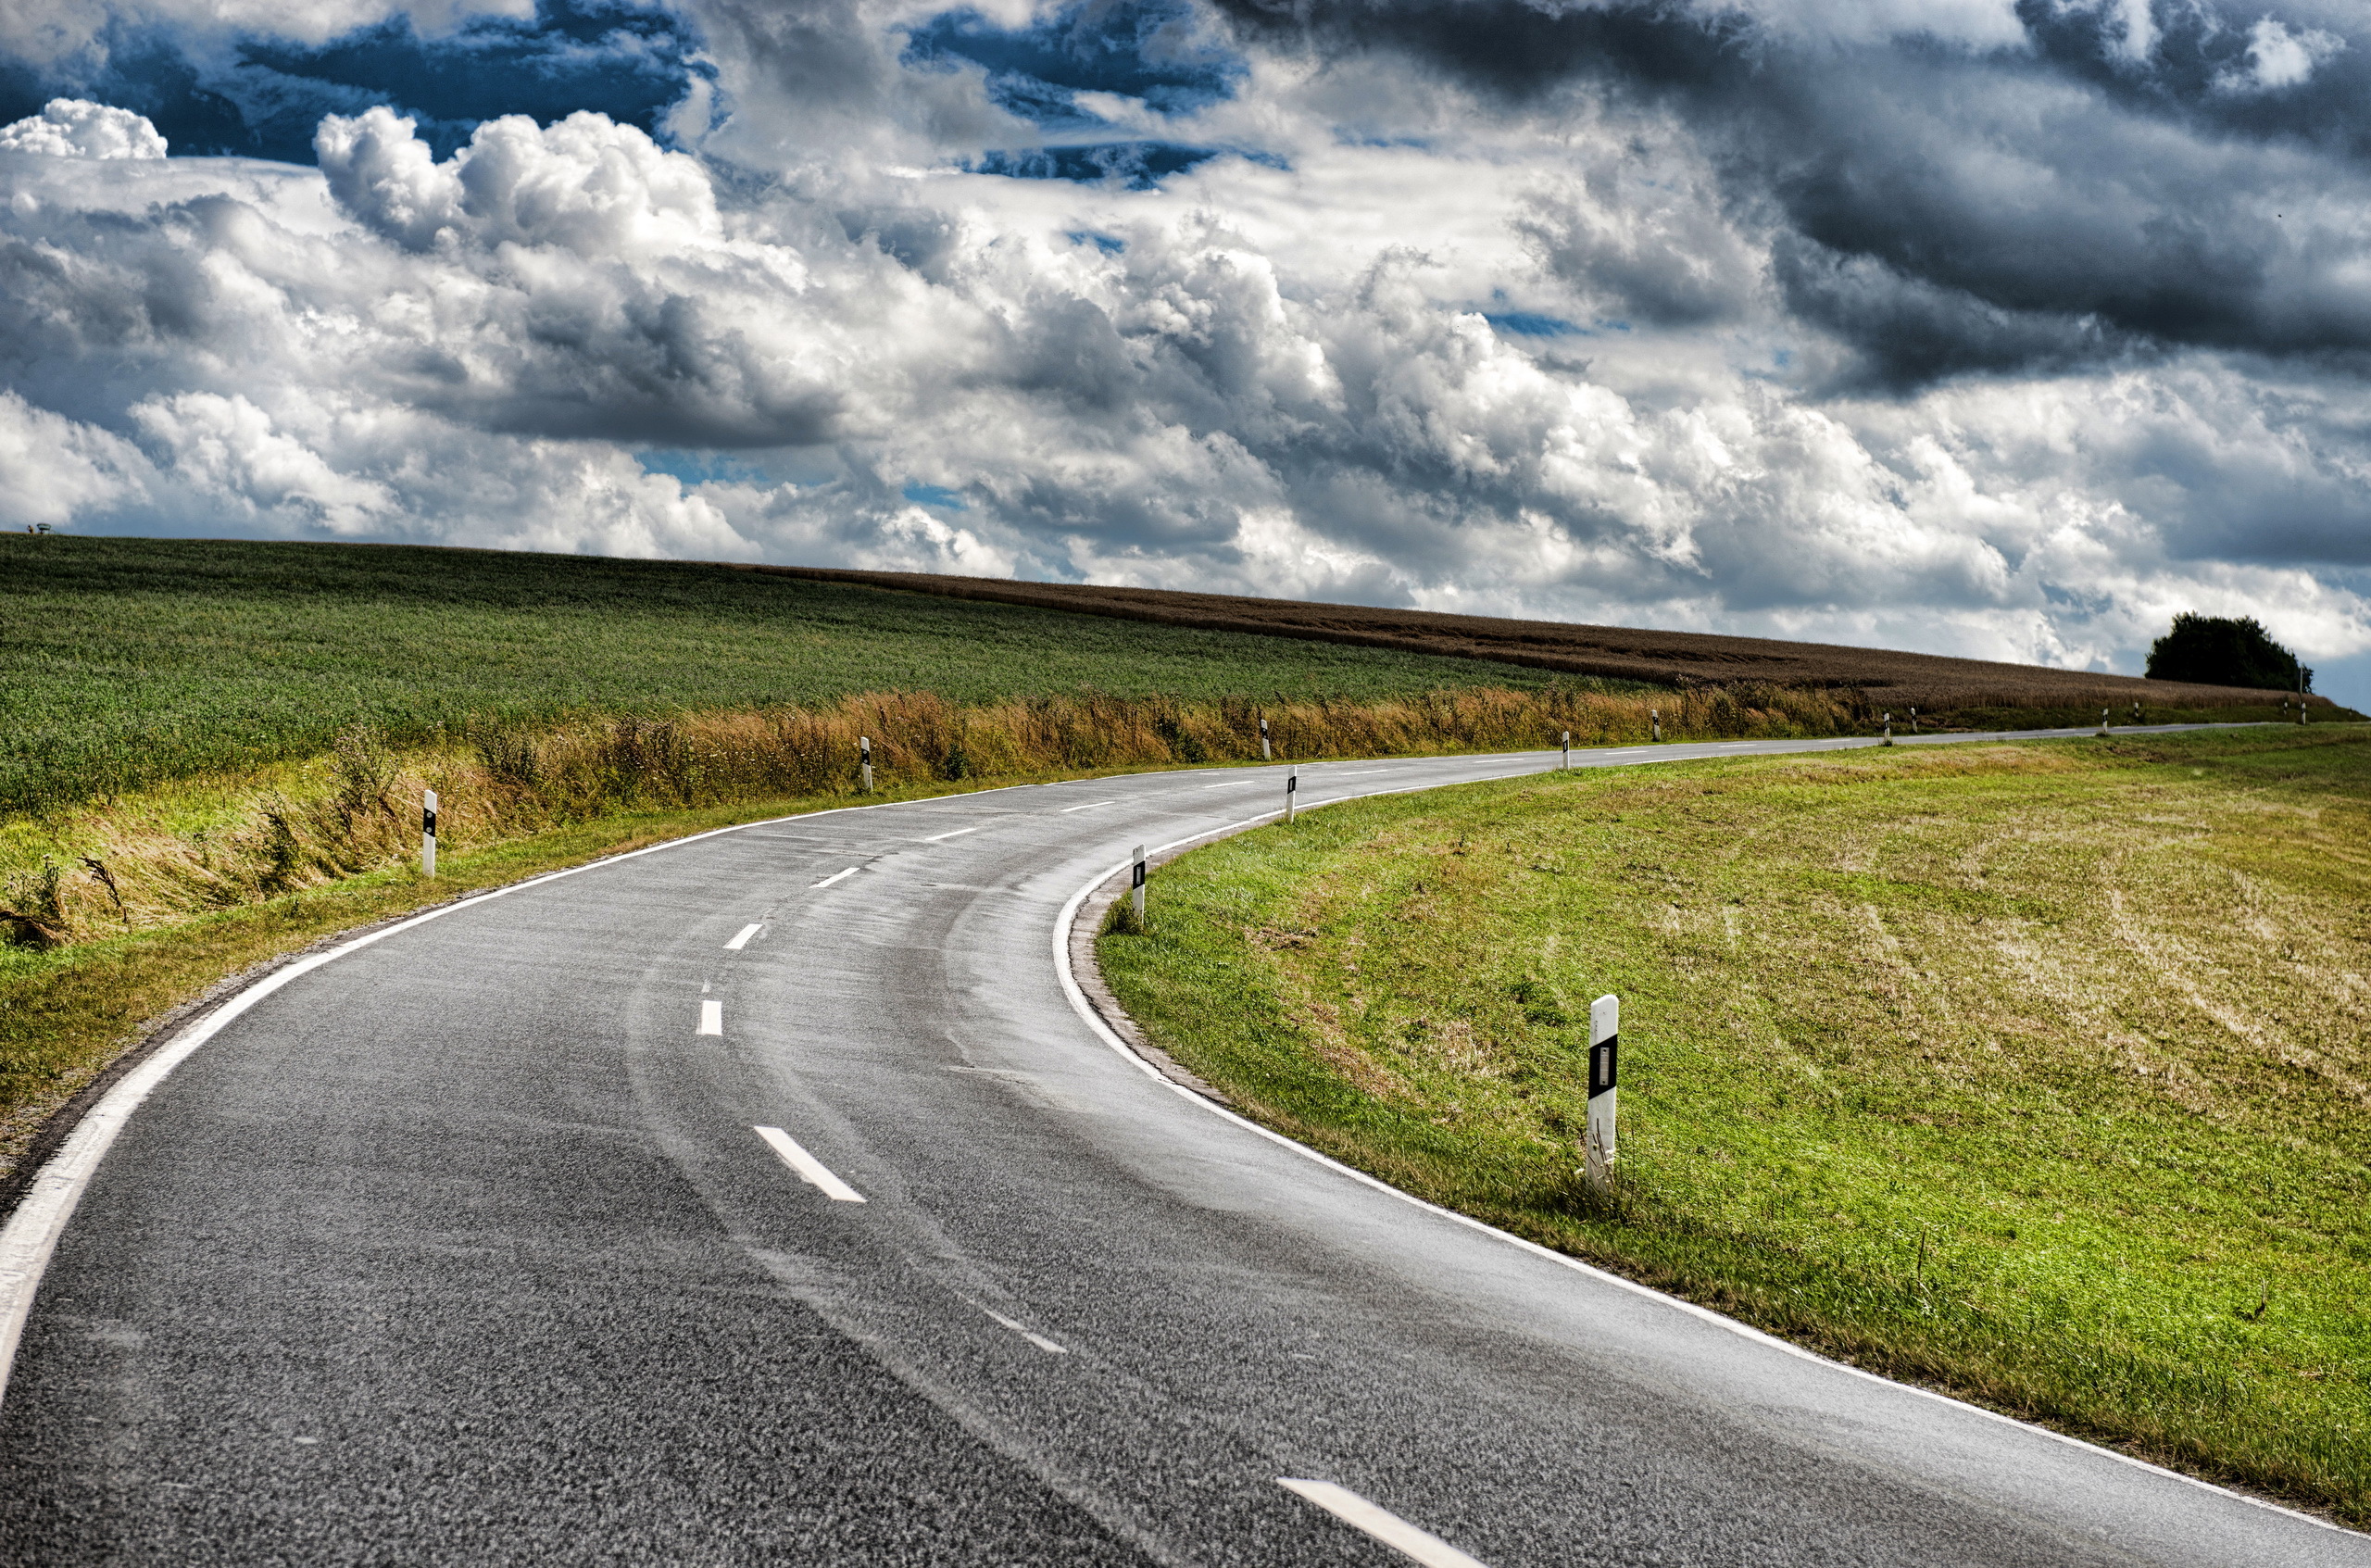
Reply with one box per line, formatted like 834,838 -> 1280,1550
2214,15 -> 2346,93
0,1 -> 709,163
2,0 -> 2370,697
0,388 -> 151,524
0,96 -> 168,157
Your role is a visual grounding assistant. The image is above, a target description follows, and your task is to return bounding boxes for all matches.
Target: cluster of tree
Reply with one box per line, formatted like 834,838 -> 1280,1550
2145,614 -> 2311,693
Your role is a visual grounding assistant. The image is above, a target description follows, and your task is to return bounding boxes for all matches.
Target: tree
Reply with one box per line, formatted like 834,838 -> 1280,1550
2144,613 -> 2312,692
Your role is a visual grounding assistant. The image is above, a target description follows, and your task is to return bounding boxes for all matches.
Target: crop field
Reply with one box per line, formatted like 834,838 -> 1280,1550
768,565 -> 2339,714
0,535 -> 1602,815
1098,727 -> 2371,1521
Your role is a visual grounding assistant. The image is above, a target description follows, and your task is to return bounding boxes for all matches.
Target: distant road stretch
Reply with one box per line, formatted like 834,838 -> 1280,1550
2,724 -> 2358,1566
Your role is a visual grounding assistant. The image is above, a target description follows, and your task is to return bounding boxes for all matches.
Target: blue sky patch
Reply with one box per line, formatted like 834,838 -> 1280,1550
904,0 -> 1241,134
1485,311 -> 1584,338
975,142 -> 1222,189
0,0 -> 709,163
639,449 -> 778,488
901,482 -> 969,509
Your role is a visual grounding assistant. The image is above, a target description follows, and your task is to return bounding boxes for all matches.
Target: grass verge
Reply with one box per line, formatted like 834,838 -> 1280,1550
0,772 -> 1038,1184
1096,726 -> 2371,1522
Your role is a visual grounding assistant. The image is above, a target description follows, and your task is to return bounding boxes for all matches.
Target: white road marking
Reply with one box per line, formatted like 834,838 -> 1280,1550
1325,768 -> 1390,776
811,866 -> 859,888
1277,1480 -> 1489,1568
1048,734 -> 2348,1542
753,1126 -> 866,1202
923,826 -> 979,842
724,923 -> 762,951
981,1307 -> 1068,1354
1059,799 -> 1120,813
698,1000 -> 723,1035
1200,780 -> 1261,788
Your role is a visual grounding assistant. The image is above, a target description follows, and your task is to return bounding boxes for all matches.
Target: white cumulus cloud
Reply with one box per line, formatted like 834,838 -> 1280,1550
0,99 -> 167,159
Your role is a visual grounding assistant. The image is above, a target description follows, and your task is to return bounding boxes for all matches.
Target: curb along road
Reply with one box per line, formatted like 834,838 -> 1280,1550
0,724 -> 2355,1567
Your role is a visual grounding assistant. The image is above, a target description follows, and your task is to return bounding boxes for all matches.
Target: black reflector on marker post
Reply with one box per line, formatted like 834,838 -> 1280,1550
1586,994 -> 1618,1192
1131,844 -> 1148,924
1285,768 -> 1298,823
859,734 -> 873,794
1261,717 -> 1272,761
420,788 -> 439,877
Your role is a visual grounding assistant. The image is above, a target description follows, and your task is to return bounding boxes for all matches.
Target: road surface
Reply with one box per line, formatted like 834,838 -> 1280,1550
0,727 -> 2357,1565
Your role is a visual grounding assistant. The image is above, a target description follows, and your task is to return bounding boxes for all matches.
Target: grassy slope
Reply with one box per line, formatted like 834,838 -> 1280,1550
1098,727 -> 2371,1520
0,536 -> 1574,813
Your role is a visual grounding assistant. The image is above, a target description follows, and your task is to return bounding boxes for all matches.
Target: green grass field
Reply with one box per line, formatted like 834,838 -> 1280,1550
0,536 -> 1575,814
1098,727 -> 2371,1520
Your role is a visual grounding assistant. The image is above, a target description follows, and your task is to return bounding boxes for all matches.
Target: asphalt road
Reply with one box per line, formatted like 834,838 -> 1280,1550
1,727 -> 2360,1566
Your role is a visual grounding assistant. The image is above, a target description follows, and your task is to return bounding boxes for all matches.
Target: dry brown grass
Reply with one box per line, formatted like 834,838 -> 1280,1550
756,566 -> 2340,715
4,683 -> 1853,949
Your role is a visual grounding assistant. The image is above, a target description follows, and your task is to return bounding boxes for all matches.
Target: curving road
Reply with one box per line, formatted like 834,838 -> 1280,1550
0,729 -> 2358,1566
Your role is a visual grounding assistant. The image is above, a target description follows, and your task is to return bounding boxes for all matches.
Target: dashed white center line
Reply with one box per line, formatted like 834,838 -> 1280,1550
1200,780 -> 1261,788
753,1126 -> 866,1202
811,866 -> 859,888
724,923 -> 762,951
1276,1480 -> 1489,1568
980,1307 -> 1068,1354
1059,799 -> 1120,813
923,826 -> 979,842
697,1000 -> 723,1035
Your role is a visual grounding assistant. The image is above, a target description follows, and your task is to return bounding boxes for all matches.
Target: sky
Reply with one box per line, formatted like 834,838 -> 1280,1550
2,0 -> 2368,703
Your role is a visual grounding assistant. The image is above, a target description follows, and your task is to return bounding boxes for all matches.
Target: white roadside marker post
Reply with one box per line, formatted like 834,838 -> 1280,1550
1285,768 -> 1298,823
420,788 -> 439,877
1650,708 -> 1661,743
1131,843 -> 1148,926
1562,730 -> 1571,771
1882,711 -> 1893,746
1586,994 -> 1619,1192
1910,706 -> 1918,734
859,734 -> 873,794
1261,717 -> 1272,760
2098,707 -> 2111,738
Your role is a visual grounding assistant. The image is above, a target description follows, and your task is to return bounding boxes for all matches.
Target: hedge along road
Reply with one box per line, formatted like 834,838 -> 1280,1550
0,728 -> 2356,1566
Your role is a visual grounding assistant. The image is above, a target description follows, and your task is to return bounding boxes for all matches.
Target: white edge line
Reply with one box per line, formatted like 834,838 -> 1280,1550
1050,734 -> 2346,1537
0,774 -> 1036,1410
923,826 -> 980,842
1058,799 -> 1122,813
0,725 -> 2277,1415
980,1306 -> 1068,1354
811,866 -> 860,888
752,1126 -> 867,1202
724,922 -> 763,951
1276,1479 -> 1488,1568
697,1000 -> 724,1036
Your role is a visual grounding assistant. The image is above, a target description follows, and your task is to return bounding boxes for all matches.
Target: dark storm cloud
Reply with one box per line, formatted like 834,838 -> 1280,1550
1213,0 -> 2371,390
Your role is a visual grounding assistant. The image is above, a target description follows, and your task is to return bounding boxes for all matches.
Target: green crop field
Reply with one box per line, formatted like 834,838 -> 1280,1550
0,535 -> 1575,815
1098,727 -> 2371,1521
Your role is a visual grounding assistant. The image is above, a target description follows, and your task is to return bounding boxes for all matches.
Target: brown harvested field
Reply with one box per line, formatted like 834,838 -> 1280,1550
746,567 -> 2341,716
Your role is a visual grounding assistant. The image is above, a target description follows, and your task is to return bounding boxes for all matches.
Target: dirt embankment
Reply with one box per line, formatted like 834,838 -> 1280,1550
746,567 -> 2337,714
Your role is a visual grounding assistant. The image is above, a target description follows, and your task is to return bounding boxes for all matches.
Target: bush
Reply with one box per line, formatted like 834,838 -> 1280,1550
2146,613 -> 2311,692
